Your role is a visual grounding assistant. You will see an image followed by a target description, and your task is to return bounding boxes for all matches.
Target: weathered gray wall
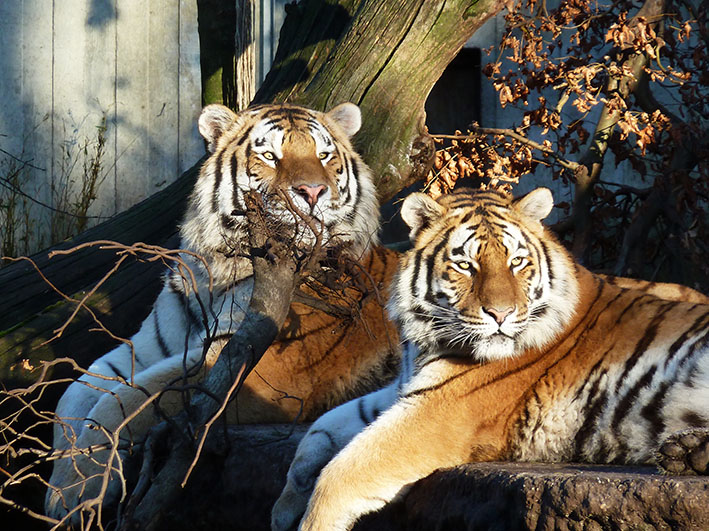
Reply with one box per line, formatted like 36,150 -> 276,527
0,0 -> 203,253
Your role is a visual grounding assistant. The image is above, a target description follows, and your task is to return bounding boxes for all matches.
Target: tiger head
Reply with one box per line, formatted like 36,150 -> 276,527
388,188 -> 579,362
181,102 -> 379,283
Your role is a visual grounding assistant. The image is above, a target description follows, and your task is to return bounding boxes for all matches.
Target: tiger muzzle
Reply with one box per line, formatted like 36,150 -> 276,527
482,305 -> 515,325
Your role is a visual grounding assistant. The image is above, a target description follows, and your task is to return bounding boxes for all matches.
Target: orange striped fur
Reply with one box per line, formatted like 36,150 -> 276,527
274,187 -> 709,531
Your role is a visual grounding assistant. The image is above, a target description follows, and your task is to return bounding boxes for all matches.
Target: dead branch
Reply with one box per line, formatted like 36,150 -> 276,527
119,190 -> 322,531
0,239 -> 225,531
435,129 -> 580,173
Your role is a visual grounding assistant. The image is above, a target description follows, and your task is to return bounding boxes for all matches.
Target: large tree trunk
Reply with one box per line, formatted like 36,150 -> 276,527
254,0 -> 504,195
197,0 -> 237,107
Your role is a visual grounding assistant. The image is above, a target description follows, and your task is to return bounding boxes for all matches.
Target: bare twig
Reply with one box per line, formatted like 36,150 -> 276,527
434,129 -> 580,173
123,190 -> 322,530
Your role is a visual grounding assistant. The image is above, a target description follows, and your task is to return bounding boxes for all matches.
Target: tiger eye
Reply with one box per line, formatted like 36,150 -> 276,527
510,256 -> 524,267
318,151 -> 329,160
262,151 -> 275,161
455,261 -> 471,271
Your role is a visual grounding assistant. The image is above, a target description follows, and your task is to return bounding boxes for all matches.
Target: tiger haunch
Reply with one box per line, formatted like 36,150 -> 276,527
45,102 -> 399,524
278,187 -> 709,531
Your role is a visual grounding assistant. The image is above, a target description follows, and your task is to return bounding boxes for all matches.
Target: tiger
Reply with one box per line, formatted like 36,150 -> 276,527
45,102 -> 402,525
272,187 -> 709,531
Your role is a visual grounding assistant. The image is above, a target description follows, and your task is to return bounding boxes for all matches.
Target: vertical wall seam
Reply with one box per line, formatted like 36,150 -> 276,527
146,0 -> 151,202
177,1 -> 181,176
113,0 -> 119,215
50,0 -> 55,205
270,0 -> 276,65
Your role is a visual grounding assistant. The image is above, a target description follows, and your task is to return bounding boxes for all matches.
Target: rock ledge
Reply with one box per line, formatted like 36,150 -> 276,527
359,461 -> 709,530
150,426 -> 709,530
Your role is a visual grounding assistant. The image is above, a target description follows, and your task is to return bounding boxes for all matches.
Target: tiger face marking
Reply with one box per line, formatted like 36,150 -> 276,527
186,103 -> 378,284
390,188 -> 578,362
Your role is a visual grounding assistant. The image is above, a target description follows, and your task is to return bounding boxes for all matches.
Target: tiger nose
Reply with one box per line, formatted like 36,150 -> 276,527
294,184 -> 327,207
483,305 -> 515,325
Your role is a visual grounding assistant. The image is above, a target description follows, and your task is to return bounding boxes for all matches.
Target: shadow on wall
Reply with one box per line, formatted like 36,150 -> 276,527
86,0 -> 118,28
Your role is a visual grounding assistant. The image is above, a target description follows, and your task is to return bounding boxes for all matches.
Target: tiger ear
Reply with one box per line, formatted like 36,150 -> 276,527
326,102 -> 362,138
199,104 -> 238,152
513,188 -> 554,222
401,192 -> 446,240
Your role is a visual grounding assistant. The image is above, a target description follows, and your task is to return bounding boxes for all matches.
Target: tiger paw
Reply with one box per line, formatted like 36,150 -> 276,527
45,469 -> 121,528
44,438 -> 127,527
272,431 -> 341,531
271,484 -> 309,531
657,427 -> 709,475
271,452 -> 327,530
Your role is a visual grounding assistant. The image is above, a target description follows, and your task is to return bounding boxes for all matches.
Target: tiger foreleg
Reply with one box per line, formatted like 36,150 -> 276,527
271,384 -> 399,531
296,391 -> 476,531
45,347 -> 206,523
657,427 -> 709,475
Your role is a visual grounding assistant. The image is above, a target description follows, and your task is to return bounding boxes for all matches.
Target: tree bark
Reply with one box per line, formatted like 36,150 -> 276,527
197,0 -> 237,106
234,0 -> 256,110
254,0 -> 506,200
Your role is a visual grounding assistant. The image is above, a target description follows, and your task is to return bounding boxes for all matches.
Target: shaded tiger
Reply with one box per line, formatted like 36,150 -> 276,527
45,102 -> 401,524
272,187 -> 709,531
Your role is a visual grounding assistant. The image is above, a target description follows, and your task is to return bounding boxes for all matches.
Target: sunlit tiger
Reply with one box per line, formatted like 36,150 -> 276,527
272,187 -> 709,531
45,102 -> 402,524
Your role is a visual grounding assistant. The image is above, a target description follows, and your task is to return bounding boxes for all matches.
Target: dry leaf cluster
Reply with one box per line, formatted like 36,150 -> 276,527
423,128 -> 533,198
427,0 -> 709,285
